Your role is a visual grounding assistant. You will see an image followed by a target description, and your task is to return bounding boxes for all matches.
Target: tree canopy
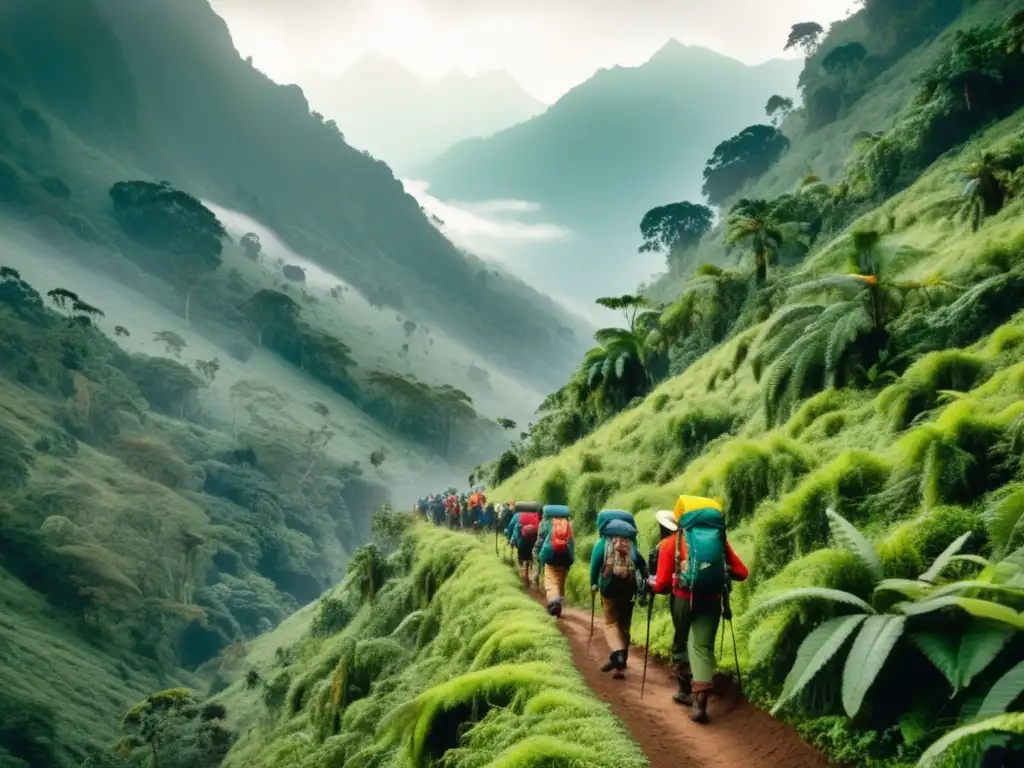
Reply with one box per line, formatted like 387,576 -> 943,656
822,42 -> 868,74
765,95 -> 795,126
702,125 -> 791,206
638,202 -> 714,268
785,22 -> 825,55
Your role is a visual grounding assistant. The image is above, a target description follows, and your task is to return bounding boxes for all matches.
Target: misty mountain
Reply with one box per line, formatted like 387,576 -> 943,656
420,40 -> 802,239
302,55 -> 546,173
0,0 -> 588,390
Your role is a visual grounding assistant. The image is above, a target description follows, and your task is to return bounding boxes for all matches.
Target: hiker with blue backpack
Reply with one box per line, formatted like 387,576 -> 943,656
649,496 -> 748,724
535,504 -> 575,616
590,510 -> 647,676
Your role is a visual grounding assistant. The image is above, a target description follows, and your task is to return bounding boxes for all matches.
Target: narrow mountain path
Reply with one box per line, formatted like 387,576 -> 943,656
544,596 -> 829,768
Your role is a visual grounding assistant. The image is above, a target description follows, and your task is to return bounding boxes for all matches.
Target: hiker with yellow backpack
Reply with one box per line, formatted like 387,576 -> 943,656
648,496 -> 748,724
589,510 -> 647,676
535,504 -> 574,616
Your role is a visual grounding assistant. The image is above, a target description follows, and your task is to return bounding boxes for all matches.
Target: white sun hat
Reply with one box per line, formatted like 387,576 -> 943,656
655,509 -> 678,532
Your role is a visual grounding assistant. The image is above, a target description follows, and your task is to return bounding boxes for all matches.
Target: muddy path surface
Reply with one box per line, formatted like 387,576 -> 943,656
548,598 -> 829,768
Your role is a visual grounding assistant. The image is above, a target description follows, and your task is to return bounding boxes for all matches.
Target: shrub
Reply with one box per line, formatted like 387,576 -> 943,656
115,436 -> 191,490
539,467 -> 570,506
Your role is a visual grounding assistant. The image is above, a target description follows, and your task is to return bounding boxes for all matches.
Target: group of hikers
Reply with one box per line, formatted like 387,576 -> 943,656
416,489 -> 498,530
414,490 -> 748,724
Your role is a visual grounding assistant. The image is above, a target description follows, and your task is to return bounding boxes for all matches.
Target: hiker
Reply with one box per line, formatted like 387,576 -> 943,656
535,504 -> 574,617
510,502 -> 541,588
482,502 -> 496,531
430,495 -> 446,526
590,512 -> 646,675
649,497 -> 748,724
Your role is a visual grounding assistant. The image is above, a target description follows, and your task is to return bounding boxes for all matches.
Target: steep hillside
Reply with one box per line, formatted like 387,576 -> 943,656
205,523 -> 646,767
420,42 -> 800,230
418,41 -> 800,301
482,7 -> 1024,767
0,0 -> 587,390
303,55 -> 546,173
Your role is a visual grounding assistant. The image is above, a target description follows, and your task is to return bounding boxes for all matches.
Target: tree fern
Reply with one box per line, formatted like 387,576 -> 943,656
771,615 -> 868,715
842,615 -> 907,717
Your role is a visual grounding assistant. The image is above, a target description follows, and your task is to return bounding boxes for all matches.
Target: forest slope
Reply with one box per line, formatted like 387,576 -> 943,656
211,522 -> 647,768
486,7 -> 1024,765
0,0 -> 587,390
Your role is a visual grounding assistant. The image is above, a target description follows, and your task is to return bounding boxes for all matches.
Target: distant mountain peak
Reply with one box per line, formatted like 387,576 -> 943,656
646,38 -> 725,66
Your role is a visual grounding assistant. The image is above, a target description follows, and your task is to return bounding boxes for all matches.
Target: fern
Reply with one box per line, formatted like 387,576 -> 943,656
842,615 -> 906,717
898,596 -> 1024,629
956,625 -> 1015,691
920,531 -> 973,583
753,587 -> 876,616
827,507 -> 884,580
771,615 -> 868,715
910,632 -> 960,691
916,712 -> 1024,768
976,660 -> 1024,719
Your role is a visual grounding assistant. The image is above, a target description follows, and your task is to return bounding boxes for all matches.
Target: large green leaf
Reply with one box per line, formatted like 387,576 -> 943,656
950,554 -> 991,569
976,660 -> 1024,719
916,712 -> 1024,768
753,587 -> 875,616
909,632 -> 959,693
897,596 -> 1024,629
927,580 -> 1024,606
826,508 -> 883,581
771,615 -> 867,715
957,625 -> 1015,691
876,579 -> 933,601
920,531 -> 973,584
842,615 -> 906,717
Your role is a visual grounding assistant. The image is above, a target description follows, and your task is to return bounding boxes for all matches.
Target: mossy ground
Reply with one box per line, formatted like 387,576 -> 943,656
490,108 -> 1024,766
216,525 -> 646,768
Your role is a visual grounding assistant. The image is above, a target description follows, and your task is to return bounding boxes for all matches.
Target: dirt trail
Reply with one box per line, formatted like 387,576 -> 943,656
550,601 -> 829,768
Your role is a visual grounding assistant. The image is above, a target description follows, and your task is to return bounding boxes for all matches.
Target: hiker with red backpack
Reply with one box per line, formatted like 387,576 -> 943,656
535,504 -> 574,616
648,496 -> 748,724
590,510 -> 647,676
509,502 -> 542,588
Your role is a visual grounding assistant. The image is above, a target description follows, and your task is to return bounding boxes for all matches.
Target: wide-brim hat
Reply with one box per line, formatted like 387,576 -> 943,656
655,509 -> 678,532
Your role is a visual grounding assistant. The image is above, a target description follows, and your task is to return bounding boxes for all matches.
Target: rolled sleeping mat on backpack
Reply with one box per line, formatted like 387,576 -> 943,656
596,509 -> 635,534
673,494 -> 722,521
542,504 -> 571,519
515,501 -> 542,513
601,518 -> 638,540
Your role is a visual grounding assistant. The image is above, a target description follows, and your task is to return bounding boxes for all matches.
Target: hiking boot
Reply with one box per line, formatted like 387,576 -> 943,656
614,650 -> 627,670
601,653 -> 618,673
672,670 -> 693,706
690,691 -> 709,724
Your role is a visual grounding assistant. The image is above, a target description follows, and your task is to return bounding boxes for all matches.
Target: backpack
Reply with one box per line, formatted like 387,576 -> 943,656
549,517 -> 572,554
674,508 -> 727,594
599,518 -> 637,589
518,512 -> 540,545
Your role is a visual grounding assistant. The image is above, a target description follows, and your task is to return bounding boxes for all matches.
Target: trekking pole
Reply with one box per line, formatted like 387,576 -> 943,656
723,583 -> 743,694
640,592 -> 653,698
588,589 -> 596,645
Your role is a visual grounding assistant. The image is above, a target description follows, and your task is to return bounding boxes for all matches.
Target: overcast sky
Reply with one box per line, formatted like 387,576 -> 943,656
211,0 -> 855,103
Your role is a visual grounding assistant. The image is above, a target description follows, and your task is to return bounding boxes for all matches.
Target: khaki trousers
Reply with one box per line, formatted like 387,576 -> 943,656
543,565 -> 567,603
601,595 -> 633,653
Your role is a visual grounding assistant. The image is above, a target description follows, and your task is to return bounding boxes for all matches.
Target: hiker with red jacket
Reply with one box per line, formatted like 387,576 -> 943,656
649,497 -> 748,724
535,504 -> 575,617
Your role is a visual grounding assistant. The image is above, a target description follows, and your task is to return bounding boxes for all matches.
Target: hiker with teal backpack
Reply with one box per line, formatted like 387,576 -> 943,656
648,496 -> 748,724
590,510 -> 647,676
535,505 -> 574,616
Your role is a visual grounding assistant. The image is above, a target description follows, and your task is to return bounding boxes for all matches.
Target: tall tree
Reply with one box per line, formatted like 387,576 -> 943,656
108,180 -> 228,323
240,232 -> 262,261
784,22 -> 824,55
822,42 -> 868,75
638,201 -> 714,270
765,95 -> 795,127
242,289 -> 301,346
724,198 -> 785,286
702,125 -> 790,206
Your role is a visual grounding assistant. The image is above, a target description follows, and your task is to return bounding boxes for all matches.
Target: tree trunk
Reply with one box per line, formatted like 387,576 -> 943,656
964,82 -> 972,112
184,290 -> 193,325
755,248 -> 768,286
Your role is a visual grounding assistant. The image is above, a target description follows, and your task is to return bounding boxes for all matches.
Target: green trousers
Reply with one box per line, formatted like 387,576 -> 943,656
670,595 -> 721,685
